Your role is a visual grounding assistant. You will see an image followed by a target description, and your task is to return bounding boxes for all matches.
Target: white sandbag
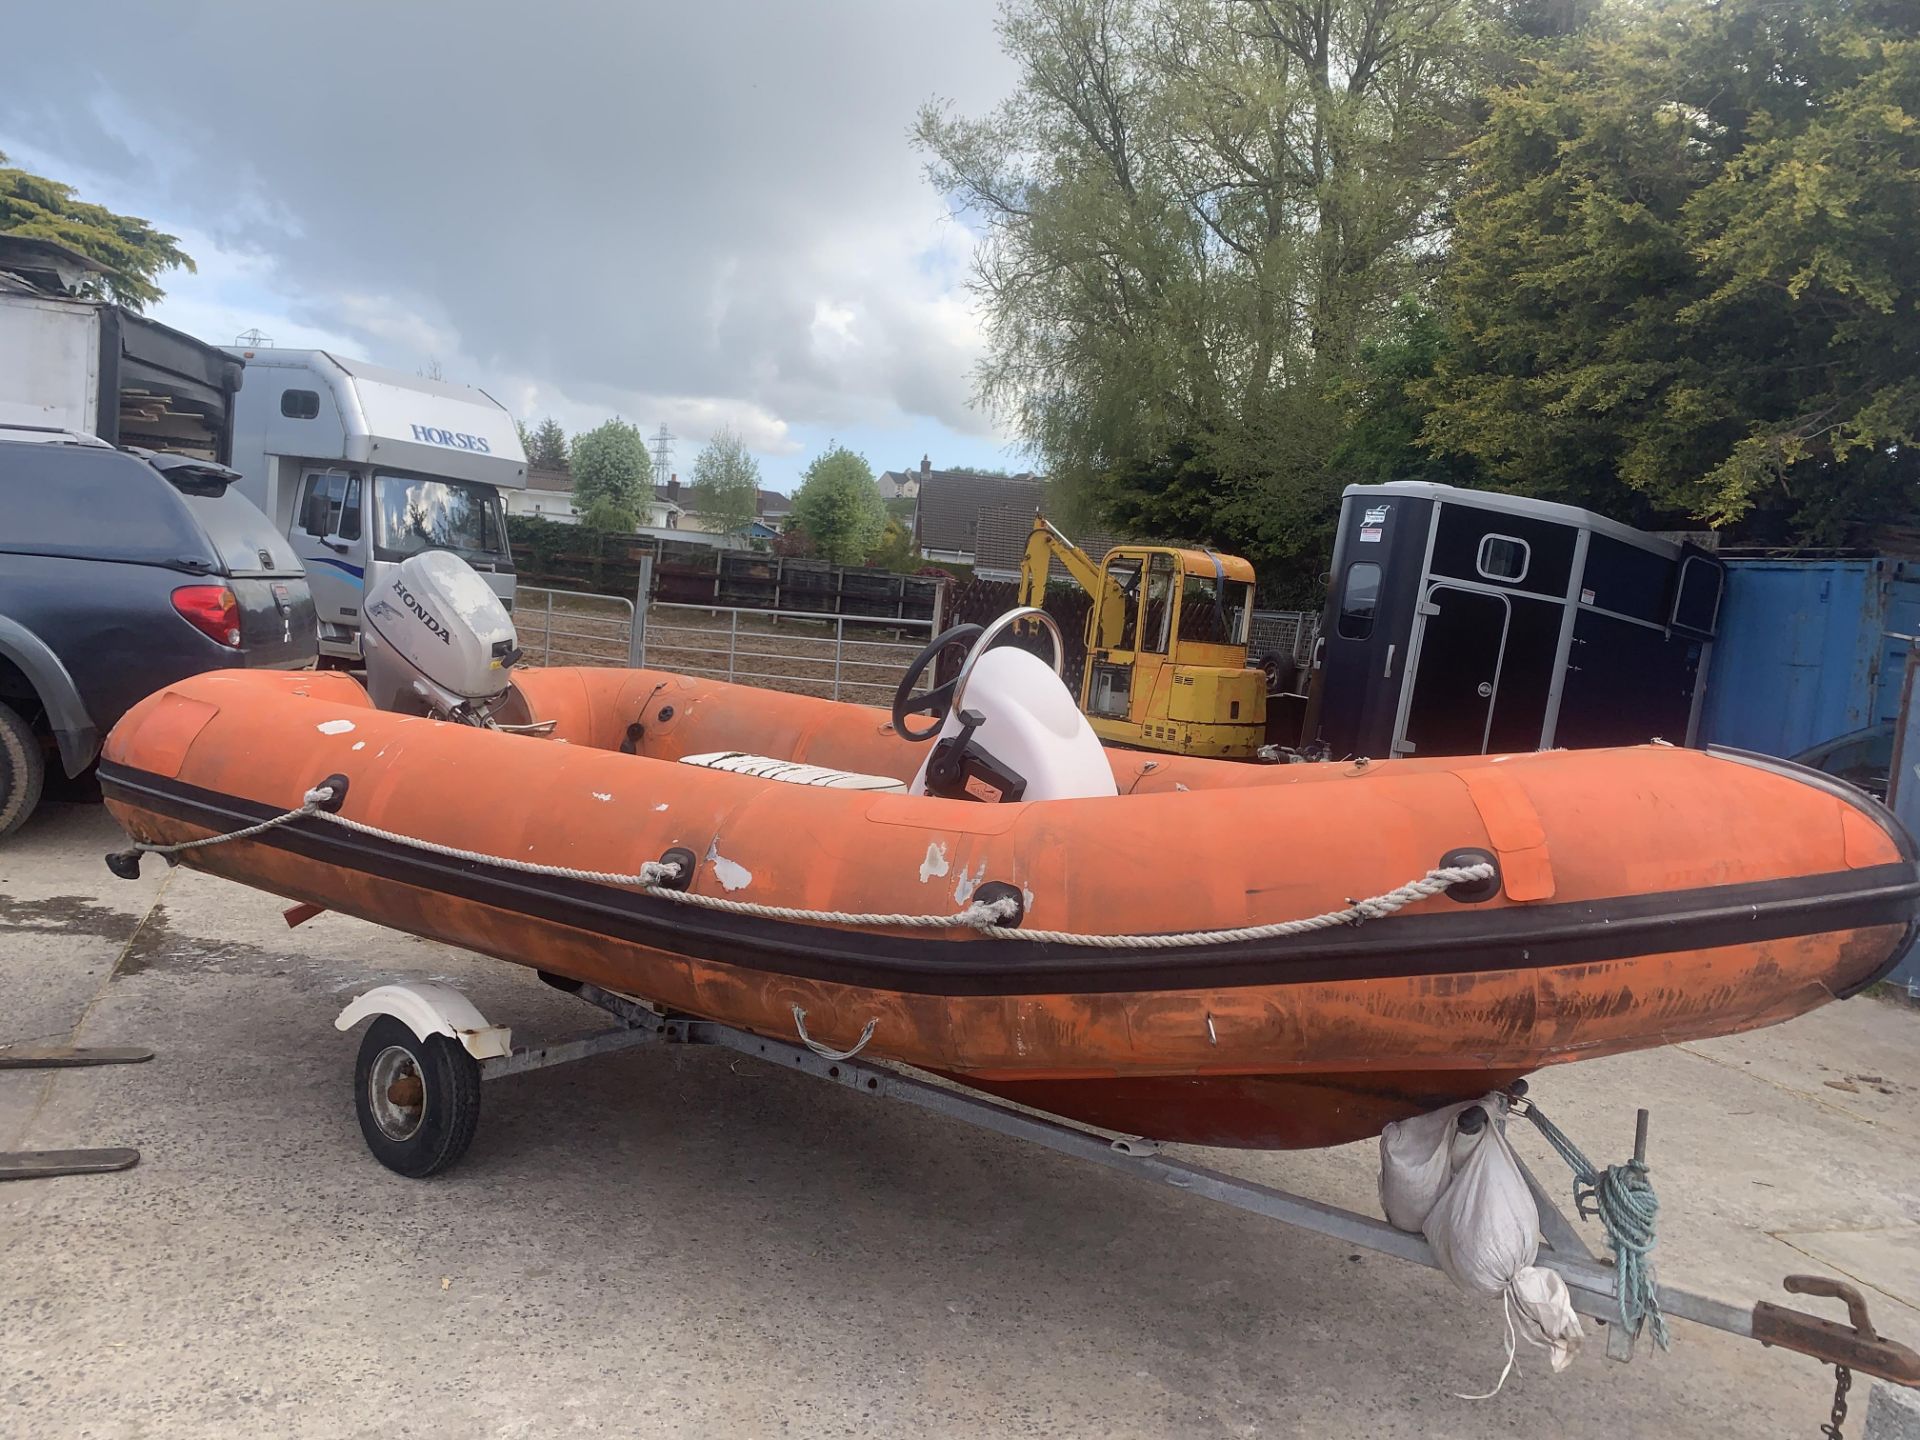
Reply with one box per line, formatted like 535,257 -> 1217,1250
1510,1265 -> 1583,1372
1423,1122 -> 1540,1295
1378,1100 -> 1477,1232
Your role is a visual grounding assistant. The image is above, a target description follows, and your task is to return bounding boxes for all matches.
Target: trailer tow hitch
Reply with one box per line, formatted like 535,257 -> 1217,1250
1753,1275 -> 1920,1436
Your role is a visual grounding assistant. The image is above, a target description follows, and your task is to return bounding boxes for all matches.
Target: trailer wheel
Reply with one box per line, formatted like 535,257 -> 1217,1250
1256,653 -> 1298,696
352,1015 -> 481,1177
0,701 -> 46,839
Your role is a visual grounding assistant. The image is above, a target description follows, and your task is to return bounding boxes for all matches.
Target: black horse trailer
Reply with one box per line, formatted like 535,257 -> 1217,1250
1300,483 -> 1724,760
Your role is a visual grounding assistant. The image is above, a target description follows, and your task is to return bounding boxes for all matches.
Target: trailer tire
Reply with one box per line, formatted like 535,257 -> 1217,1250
0,701 -> 46,839
353,1015 -> 482,1178
1256,653 -> 1299,697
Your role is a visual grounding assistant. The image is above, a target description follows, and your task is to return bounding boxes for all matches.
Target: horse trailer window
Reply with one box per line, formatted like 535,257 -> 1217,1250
280,389 -> 321,420
1338,562 -> 1382,640
1670,553 -> 1723,635
1476,534 -> 1530,583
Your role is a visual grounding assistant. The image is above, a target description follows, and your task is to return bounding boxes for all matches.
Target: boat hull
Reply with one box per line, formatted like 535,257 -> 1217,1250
98,668 -> 1920,1149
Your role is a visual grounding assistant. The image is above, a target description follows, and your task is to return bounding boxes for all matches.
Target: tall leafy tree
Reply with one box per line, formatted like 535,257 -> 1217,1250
1419,0 -> 1920,543
918,0 -> 1484,583
0,152 -> 194,310
791,445 -> 887,564
687,427 -> 763,536
570,419 -> 651,531
529,417 -> 570,470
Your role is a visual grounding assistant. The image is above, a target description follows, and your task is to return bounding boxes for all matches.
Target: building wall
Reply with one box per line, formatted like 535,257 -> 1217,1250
506,488 -> 579,524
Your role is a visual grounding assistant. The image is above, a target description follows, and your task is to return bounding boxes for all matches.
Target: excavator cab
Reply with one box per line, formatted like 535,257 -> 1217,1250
1018,516 -> 1267,759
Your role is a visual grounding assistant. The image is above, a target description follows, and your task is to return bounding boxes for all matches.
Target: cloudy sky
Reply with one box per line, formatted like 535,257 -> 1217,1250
2,1 -> 1024,492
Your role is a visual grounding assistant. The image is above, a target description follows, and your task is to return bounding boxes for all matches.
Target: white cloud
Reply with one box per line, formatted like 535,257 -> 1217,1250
1,0 -> 1021,463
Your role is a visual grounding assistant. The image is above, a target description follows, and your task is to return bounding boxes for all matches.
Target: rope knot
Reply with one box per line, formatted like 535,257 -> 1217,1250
961,895 -> 1021,929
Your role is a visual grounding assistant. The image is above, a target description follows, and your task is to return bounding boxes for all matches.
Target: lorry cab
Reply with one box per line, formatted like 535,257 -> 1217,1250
224,348 -> 528,661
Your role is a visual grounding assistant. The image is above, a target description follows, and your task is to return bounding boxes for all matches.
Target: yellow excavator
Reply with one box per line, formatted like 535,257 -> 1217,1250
1016,514 -> 1267,758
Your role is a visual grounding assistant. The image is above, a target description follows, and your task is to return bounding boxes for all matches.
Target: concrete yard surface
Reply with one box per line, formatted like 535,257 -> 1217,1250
4,801 -> 1920,1438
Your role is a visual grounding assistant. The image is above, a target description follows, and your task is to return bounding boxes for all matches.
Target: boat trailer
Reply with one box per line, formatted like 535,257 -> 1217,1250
337,976 -> 1920,1429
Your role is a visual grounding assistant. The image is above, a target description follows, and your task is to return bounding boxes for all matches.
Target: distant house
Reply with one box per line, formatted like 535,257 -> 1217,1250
649,478 -> 685,529
506,464 -> 581,524
505,465 -> 686,529
757,488 -> 792,529
912,467 -> 1047,567
876,458 -> 928,500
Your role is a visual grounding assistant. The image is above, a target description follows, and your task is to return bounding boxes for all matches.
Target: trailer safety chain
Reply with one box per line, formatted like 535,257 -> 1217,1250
1823,1363 -> 1850,1440
1514,1097 -> 1670,1351
109,785 -> 1496,949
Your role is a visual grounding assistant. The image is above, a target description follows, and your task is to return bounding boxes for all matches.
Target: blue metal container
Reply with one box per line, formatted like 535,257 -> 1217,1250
1701,558 -> 1920,757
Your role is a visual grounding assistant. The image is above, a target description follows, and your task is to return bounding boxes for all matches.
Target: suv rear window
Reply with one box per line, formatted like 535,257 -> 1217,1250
0,442 -> 299,578
0,442 -> 214,568
177,487 -> 303,577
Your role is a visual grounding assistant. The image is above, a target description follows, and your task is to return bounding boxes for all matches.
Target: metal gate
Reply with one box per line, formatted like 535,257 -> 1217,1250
636,601 -> 939,702
514,586 -> 641,668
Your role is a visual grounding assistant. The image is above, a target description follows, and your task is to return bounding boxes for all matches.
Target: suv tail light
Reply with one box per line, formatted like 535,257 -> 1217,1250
172,585 -> 242,647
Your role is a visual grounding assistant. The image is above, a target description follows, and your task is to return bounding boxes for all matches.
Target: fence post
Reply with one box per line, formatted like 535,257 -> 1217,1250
728,609 -> 739,682
930,578 -> 946,638
544,588 -> 554,665
834,617 -> 845,700
631,554 -> 652,669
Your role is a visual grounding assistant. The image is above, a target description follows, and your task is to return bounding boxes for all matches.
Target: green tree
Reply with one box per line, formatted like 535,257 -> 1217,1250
579,495 -> 638,534
869,516 -> 920,572
791,445 -> 887,564
687,427 -> 763,536
917,0 -> 1485,584
1329,300 -> 1479,489
0,152 -> 194,310
515,418 -> 534,455
1419,0 -> 1920,543
570,419 -> 651,525
529,417 -> 569,470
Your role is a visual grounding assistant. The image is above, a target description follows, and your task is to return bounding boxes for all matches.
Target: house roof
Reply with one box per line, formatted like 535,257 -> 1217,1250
914,470 -> 1045,556
757,488 -> 791,515
971,504 -> 1133,580
527,464 -> 572,494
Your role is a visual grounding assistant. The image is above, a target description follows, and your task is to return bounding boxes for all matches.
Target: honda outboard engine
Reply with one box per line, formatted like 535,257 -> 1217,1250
362,551 -> 521,725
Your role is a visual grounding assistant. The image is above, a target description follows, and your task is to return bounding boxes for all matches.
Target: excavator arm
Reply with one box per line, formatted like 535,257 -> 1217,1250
1019,515 -> 1129,642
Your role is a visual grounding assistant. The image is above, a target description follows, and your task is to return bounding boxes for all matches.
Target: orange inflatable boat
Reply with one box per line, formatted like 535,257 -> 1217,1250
99,621 -> 1920,1149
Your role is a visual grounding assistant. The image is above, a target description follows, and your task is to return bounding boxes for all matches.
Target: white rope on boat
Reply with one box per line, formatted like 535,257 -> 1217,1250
981,864 -> 1493,948
120,785 -> 1495,949
792,1006 -> 878,1060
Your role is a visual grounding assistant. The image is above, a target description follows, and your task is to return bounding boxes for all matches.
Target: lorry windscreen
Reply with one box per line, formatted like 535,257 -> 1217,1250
372,475 -> 507,562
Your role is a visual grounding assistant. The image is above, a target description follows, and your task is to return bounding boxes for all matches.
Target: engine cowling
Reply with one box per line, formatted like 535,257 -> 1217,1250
362,551 -> 518,719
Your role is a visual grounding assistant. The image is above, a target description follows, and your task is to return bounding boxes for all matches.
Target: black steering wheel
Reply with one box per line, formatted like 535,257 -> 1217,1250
892,624 -> 983,741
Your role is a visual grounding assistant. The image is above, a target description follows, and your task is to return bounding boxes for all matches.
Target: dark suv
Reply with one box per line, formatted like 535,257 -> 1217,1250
0,434 -> 318,836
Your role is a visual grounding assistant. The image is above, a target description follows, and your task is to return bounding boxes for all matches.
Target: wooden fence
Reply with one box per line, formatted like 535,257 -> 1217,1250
508,520 -> 942,621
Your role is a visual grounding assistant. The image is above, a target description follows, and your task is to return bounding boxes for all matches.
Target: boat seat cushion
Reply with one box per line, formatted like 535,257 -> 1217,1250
677,751 -> 907,793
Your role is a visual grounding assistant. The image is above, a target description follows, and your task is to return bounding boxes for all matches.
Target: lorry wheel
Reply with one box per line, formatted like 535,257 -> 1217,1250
0,701 -> 45,838
353,1015 -> 482,1178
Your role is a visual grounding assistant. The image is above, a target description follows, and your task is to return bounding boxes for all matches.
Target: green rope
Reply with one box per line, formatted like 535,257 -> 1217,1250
1518,1100 -> 1671,1350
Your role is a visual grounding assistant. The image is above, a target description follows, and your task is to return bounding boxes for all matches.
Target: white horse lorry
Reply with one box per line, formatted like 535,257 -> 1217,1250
225,347 -> 528,661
